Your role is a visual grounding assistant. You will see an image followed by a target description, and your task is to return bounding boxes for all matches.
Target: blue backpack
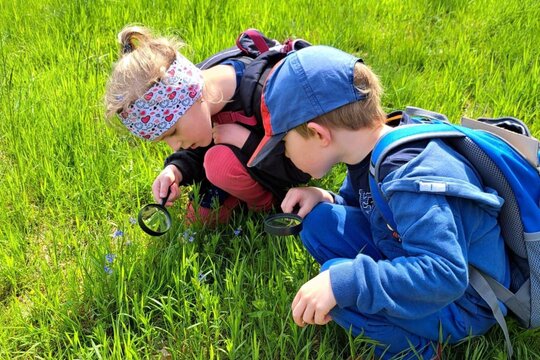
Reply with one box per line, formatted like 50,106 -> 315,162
369,106 -> 540,358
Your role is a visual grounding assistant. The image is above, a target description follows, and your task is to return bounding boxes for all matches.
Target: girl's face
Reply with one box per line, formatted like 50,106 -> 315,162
157,100 -> 212,151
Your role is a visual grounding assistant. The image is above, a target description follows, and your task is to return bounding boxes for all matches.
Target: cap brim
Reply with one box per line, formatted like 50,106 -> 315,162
247,132 -> 287,168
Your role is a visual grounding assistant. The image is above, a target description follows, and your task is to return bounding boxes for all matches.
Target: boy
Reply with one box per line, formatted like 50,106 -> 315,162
248,46 -> 510,359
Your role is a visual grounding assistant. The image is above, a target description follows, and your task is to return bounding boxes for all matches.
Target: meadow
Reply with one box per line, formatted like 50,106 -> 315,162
1,0 -> 539,358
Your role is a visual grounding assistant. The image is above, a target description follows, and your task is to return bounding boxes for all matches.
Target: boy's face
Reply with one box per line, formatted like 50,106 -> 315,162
283,129 -> 333,179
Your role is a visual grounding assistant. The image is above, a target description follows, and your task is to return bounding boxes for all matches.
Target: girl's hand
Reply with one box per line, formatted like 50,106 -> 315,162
152,165 -> 183,206
291,271 -> 336,327
281,187 -> 334,218
212,123 -> 250,148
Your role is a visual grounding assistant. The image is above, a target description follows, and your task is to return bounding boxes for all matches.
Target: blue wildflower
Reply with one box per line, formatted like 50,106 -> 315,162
129,217 -> 137,225
182,230 -> 196,242
104,265 -> 113,275
233,227 -> 242,236
105,253 -> 116,263
113,230 -> 124,238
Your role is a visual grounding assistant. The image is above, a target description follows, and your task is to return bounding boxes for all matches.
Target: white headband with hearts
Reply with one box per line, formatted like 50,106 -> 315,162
118,53 -> 204,140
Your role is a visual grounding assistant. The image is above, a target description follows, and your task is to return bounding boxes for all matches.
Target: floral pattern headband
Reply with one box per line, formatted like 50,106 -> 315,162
118,53 -> 204,140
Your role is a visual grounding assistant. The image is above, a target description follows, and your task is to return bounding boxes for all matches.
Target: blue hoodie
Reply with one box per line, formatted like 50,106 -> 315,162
329,138 -> 510,340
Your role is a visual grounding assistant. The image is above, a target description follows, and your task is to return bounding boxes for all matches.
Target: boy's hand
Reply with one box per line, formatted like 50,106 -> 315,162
281,187 -> 334,218
291,270 -> 336,327
212,123 -> 250,149
152,165 -> 182,206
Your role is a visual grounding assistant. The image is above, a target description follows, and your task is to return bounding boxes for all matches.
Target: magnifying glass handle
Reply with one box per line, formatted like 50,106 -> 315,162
161,187 -> 172,206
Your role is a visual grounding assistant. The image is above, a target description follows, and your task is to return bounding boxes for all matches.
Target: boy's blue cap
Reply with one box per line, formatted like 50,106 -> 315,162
248,45 -> 364,167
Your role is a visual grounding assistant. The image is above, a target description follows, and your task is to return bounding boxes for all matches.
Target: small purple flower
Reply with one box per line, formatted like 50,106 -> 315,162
105,253 -> 116,263
129,217 -> 137,225
113,230 -> 124,238
104,265 -> 113,275
233,227 -> 242,236
182,230 -> 196,242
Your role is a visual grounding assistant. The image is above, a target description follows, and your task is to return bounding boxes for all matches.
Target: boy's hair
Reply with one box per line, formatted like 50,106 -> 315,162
248,45 -> 377,167
294,62 -> 385,138
104,26 -> 182,122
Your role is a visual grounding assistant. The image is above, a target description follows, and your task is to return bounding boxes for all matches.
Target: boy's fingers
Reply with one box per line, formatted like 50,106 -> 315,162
314,307 -> 329,325
280,199 -> 289,213
281,195 -> 296,213
291,296 -> 307,327
302,303 -> 315,325
296,206 -> 309,219
291,291 -> 301,310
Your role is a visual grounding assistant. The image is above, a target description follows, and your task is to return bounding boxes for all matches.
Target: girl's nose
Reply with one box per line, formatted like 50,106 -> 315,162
163,137 -> 180,151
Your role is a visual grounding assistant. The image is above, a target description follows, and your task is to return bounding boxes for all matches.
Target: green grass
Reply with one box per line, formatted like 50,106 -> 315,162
1,0 -> 539,358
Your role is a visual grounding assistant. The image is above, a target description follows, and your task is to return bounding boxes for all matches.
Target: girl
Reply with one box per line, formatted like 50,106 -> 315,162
104,26 -> 309,225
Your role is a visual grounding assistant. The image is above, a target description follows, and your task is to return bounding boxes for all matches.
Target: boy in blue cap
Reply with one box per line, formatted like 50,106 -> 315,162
248,45 -> 510,359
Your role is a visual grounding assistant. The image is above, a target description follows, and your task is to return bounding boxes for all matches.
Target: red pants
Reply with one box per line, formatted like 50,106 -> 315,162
186,145 -> 274,225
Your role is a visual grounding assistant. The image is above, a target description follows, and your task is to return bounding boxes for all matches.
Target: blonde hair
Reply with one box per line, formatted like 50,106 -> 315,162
294,62 -> 385,138
104,26 -> 183,121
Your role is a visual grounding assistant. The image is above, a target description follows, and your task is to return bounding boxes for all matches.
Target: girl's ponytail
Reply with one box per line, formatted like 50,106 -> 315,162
118,26 -> 152,55
104,25 -> 186,121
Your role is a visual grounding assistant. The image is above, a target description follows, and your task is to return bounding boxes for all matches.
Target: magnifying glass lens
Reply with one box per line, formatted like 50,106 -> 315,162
264,213 -> 303,236
266,216 -> 302,228
138,204 -> 172,236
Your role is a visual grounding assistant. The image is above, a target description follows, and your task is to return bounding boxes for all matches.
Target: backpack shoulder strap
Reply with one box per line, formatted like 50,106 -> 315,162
469,267 -> 514,359
239,50 -> 286,119
196,46 -> 244,70
239,36 -> 312,120
369,123 -> 465,230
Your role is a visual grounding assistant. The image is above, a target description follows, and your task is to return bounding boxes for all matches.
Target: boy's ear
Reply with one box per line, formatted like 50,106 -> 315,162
306,122 -> 332,146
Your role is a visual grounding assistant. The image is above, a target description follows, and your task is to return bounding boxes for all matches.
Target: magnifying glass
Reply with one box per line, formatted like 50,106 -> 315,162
138,188 -> 172,236
264,208 -> 303,236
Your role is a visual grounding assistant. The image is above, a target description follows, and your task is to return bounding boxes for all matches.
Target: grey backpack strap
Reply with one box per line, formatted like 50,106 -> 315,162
482,276 -> 531,327
469,267 -> 514,359
470,266 -> 531,327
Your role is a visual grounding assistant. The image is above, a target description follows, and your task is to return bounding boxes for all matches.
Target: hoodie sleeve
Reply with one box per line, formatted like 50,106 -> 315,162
329,191 -> 471,318
164,146 -> 210,185
329,139 -> 507,319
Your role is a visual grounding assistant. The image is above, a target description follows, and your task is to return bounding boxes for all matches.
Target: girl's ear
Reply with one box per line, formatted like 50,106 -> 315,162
306,122 -> 332,146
